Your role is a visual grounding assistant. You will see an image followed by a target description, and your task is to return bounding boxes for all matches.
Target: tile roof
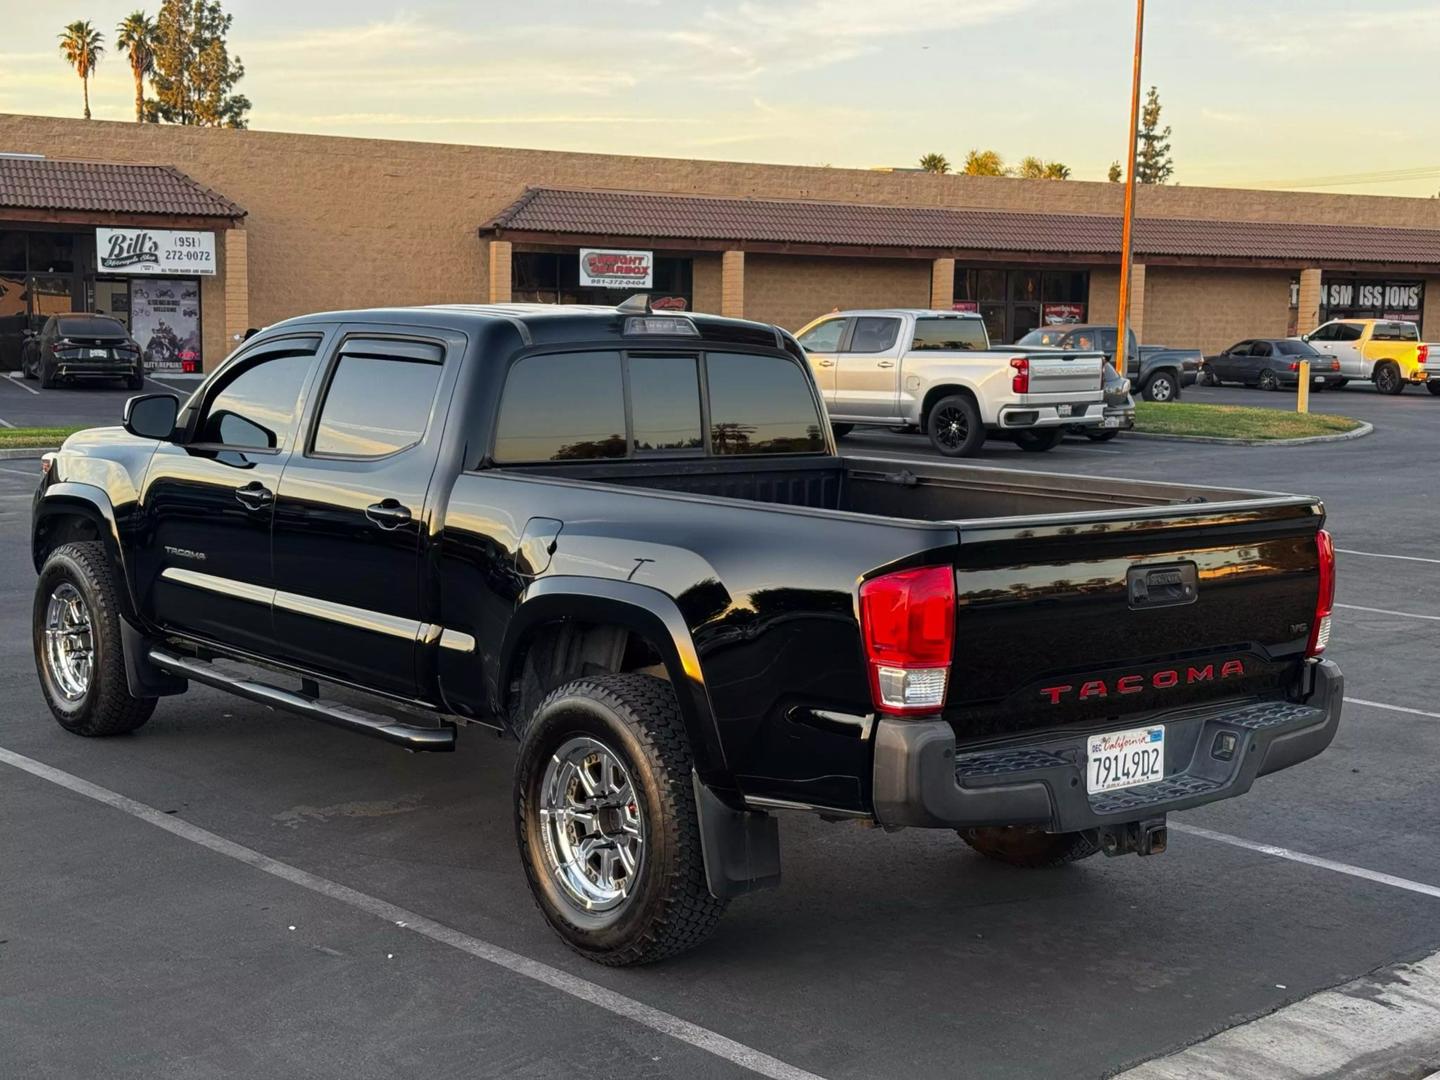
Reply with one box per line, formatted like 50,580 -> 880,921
0,156 -> 244,219
489,187 -> 1440,266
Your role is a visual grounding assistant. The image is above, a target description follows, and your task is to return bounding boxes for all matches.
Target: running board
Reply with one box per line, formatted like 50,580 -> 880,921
147,647 -> 456,752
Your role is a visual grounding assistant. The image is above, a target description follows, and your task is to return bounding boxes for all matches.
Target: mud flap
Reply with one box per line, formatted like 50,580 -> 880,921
692,770 -> 781,899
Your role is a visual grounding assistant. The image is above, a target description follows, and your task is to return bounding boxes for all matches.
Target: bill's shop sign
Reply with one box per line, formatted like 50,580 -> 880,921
579,248 -> 653,289
95,228 -> 217,276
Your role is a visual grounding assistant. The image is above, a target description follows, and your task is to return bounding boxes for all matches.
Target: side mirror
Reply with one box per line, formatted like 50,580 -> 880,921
123,393 -> 180,441
1299,333 -> 1311,342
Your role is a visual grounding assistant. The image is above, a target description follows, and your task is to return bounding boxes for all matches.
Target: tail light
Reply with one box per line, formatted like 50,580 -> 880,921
1331,359 -> 1341,371
1010,357 -> 1029,394
1306,529 -> 1335,657
859,565 -> 955,714
1420,343 -> 1429,364
1289,361 -> 1300,372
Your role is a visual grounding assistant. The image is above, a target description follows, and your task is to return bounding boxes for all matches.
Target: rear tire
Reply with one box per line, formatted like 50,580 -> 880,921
1013,428 -> 1063,452
830,423 -> 853,439
39,361 -> 58,389
1374,362 -> 1405,395
126,372 -> 144,391
1427,382 -> 1440,396
514,673 -> 726,966
33,542 -> 156,737
959,826 -> 1100,868
1141,371 -> 1178,402
925,394 -> 985,457
1333,378 -> 1349,388
1086,428 -> 1119,442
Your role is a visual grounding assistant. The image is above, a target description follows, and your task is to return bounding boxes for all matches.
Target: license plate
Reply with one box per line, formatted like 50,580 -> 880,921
1103,415 -> 1121,429
1087,725 -> 1165,794
1057,404 -> 1072,417
87,349 -> 108,359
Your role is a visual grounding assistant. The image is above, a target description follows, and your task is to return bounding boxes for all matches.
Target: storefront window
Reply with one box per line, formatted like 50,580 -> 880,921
953,266 -> 1091,343
512,251 -> 693,309
131,278 -> 203,372
1320,276 -> 1424,328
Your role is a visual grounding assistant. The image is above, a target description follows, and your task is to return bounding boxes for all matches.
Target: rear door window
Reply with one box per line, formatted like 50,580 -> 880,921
912,318 -> 988,351
311,339 -> 445,458
844,317 -> 900,353
1249,341 -> 1274,357
706,353 -> 825,455
493,351 -> 627,462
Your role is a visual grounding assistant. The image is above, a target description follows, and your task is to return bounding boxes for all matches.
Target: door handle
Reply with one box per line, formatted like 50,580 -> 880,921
234,482 -> 273,510
815,359 -> 835,367
876,360 -> 895,369
365,499 -> 413,530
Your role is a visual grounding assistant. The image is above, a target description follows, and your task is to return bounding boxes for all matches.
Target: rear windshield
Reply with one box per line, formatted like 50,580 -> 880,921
58,316 -> 126,337
1371,321 -> 1419,341
489,348 -> 823,464
912,317 -> 988,351
1276,340 -> 1320,356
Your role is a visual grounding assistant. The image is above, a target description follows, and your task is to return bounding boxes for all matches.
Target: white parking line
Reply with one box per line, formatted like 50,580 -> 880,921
1345,697 -> 1440,721
1116,944 -> 1440,1079
1338,548 -> 1440,566
0,417 -> 13,429
0,747 -> 828,1080
1171,822 -> 1440,900
1336,602 -> 1440,622
3,374 -> 40,396
0,465 -> 39,478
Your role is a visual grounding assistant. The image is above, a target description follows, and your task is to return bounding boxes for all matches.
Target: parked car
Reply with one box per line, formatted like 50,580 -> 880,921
1299,319 -> 1431,395
795,309 -> 1106,456
32,300 -> 1342,966
1067,361 -> 1133,441
21,313 -> 143,390
1199,338 -> 1344,391
1015,324 -> 1201,403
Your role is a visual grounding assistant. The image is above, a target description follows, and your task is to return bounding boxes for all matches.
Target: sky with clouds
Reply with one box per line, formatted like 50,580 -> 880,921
5,0 -> 1440,195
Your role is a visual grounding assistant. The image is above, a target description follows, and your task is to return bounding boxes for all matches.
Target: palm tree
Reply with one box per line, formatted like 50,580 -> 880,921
1042,161 -> 1072,180
58,20 -> 105,120
116,11 -> 157,122
918,152 -> 951,175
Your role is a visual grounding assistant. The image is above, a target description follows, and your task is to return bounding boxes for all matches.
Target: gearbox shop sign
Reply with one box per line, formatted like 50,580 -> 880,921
579,248 -> 653,289
96,227 -> 216,276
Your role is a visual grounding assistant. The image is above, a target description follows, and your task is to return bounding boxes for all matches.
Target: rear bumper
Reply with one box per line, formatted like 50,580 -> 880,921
872,658 -> 1342,830
51,360 -> 140,378
997,401 -> 1104,429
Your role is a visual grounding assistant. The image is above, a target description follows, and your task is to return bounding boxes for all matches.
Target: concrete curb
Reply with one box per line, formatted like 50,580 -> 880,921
0,446 -> 59,460
1123,421 -> 1373,447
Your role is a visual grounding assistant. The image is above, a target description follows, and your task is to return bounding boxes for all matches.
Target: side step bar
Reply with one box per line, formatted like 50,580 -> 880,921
148,647 -> 456,752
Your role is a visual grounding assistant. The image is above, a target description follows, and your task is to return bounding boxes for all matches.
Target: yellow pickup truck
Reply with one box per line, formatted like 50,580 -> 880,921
1301,318 -> 1437,396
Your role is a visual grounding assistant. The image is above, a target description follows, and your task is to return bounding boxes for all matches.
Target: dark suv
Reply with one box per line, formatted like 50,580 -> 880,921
21,313 -> 144,389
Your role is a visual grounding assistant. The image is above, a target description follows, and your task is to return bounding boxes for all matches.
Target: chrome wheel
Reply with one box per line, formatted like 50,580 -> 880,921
538,736 -> 645,915
43,582 -> 93,701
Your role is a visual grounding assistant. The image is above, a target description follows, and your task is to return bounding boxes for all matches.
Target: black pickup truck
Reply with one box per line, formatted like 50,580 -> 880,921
31,301 -> 1342,966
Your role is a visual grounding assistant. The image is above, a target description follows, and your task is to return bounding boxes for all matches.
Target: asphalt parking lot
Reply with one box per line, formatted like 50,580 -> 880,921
0,371 -> 201,431
4,381 -> 1440,1079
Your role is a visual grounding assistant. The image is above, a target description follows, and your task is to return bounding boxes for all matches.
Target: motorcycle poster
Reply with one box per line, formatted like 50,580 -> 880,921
131,279 -> 202,373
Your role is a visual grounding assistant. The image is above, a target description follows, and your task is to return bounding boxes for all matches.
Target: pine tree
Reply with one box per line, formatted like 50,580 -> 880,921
1135,86 -> 1174,185
147,0 -> 250,127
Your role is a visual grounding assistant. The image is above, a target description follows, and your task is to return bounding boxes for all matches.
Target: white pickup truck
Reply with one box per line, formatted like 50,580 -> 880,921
795,309 -> 1108,456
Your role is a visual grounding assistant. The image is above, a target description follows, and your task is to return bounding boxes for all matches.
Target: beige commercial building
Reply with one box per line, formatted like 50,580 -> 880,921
5,111 -> 1440,372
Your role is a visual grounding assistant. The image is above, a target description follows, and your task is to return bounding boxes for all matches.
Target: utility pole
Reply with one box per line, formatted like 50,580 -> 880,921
1115,0 -> 1145,385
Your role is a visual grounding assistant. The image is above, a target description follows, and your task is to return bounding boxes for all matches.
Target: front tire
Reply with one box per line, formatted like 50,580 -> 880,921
514,674 -> 726,966
1142,371 -> 1178,402
1258,369 -> 1280,392
1013,428 -> 1063,452
959,826 -> 1100,868
1375,362 -> 1405,395
33,542 -> 156,736
21,353 -> 37,380
925,394 -> 985,457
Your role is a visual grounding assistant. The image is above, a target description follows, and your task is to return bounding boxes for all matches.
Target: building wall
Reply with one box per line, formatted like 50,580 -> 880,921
691,254 -> 723,314
743,255 -> 930,330
1421,277 -> 1440,340
6,113 -> 1440,346
1144,268 -> 1292,354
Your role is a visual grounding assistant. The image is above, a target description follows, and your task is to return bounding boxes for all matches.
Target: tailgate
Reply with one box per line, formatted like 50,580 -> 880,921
942,497 -> 1324,742
1022,349 -> 1104,397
